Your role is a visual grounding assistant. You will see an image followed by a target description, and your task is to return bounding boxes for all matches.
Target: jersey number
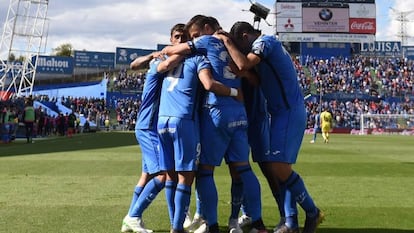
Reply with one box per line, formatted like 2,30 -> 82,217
165,63 -> 183,91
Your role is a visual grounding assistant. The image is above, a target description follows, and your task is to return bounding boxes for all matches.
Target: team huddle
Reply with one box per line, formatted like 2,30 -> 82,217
121,15 -> 324,233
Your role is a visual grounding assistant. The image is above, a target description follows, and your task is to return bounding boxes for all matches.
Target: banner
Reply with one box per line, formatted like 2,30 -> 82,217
302,4 -> 349,33
33,56 -> 74,74
349,18 -> 376,34
403,46 -> 414,60
278,32 -> 375,43
74,51 -> 115,68
360,41 -> 401,57
116,47 -> 155,65
275,0 -> 376,35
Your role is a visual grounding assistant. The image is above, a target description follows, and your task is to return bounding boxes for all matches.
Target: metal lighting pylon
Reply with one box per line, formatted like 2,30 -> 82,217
390,7 -> 414,47
0,0 -> 49,100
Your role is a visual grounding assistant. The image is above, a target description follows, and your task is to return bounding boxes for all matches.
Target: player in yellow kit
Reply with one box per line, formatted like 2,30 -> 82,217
320,107 -> 333,143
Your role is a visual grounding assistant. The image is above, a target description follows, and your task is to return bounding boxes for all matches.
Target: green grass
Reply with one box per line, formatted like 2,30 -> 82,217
0,132 -> 413,233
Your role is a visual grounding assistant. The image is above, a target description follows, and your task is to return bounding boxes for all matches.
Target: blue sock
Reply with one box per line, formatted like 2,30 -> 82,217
285,171 -> 317,217
275,182 -> 286,219
128,186 -> 144,216
241,202 -> 248,216
284,189 -> 298,229
237,165 -> 262,222
173,183 -> 192,230
230,180 -> 243,219
196,169 -> 217,226
195,190 -> 202,217
131,178 -> 165,217
165,180 -> 177,225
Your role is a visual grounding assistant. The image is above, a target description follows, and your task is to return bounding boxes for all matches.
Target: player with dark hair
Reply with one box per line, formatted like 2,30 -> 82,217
121,23 -> 188,233
162,15 -> 266,233
157,31 -> 244,233
218,21 -> 324,233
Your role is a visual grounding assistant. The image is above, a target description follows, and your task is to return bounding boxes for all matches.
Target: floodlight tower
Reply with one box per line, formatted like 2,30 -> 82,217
0,0 -> 49,99
390,7 -> 414,46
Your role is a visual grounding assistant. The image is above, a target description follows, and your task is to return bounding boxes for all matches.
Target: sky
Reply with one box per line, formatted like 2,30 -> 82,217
0,0 -> 414,55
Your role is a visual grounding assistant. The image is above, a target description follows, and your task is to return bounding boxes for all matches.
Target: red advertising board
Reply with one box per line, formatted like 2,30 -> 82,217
349,18 -> 376,34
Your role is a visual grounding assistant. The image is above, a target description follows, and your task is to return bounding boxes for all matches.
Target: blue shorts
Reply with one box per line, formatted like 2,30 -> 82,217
135,128 -> 161,174
257,106 -> 306,164
314,127 -> 321,133
200,105 -> 249,166
157,116 -> 200,172
248,114 -> 270,162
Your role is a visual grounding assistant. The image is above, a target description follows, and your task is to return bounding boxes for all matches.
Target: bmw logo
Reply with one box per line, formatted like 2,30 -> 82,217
319,8 -> 333,21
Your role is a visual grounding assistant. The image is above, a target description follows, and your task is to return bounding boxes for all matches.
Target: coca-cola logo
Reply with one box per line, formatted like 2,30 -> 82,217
351,21 -> 374,30
281,4 -> 296,9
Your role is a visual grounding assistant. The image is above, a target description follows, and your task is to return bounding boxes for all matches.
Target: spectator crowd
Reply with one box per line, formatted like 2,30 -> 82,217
2,55 -> 414,144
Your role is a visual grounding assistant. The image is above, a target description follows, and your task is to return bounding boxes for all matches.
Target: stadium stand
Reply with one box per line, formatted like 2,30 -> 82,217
1,55 -> 413,142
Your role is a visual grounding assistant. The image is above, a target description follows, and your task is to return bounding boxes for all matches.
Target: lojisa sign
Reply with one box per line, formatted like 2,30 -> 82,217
360,41 -> 401,57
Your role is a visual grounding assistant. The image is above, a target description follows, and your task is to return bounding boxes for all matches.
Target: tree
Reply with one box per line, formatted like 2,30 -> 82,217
8,53 -> 16,61
52,43 -> 73,57
17,55 -> 25,62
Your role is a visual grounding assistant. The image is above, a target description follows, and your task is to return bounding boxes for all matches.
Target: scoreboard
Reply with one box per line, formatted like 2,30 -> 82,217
276,0 -> 376,43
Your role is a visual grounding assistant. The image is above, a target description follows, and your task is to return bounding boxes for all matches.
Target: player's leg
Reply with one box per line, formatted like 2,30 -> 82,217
196,108 -> 226,233
122,129 -> 158,233
130,129 -> 166,217
171,117 -> 199,233
195,164 -> 217,233
249,113 -> 286,231
185,189 -> 205,231
325,126 -> 330,143
321,124 -> 328,143
272,107 -> 323,233
227,166 -> 245,233
157,116 -> 177,227
172,171 -> 195,233
310,127 -> 317,143
227,125 -> 266,233
132,172 -> 166,217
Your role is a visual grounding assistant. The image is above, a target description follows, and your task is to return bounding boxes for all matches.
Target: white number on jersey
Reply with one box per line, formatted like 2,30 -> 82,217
165,63 -> 183,91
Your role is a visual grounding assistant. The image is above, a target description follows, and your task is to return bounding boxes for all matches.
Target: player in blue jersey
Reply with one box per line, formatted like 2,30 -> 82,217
310,111 -> 321,144
237,71 -> 271,229
157,41 -> 243,233
162,15 -> 266,233
218,21 -> 325,233
121,24 -> 188,233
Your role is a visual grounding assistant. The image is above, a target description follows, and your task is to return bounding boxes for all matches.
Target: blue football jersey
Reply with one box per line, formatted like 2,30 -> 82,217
314,113 -> 320,128
158,54 -> 211,119
193,35 -> 242,106
135,59 -> 164,130
251,35 -> 304,113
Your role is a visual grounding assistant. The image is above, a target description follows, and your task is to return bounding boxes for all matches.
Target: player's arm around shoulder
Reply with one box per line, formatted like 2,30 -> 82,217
157,55 -> 184,73
216,32 -> 260,71
130,51 -> 161,70
161,42 -> 192,56
198,68 -> 243,102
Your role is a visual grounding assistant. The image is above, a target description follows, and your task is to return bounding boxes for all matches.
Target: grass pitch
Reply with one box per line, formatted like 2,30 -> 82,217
0,132 -> 413,233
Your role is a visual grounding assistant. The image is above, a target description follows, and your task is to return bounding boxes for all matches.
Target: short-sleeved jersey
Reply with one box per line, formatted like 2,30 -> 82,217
135,59 -> 164,130
251,35 -> 304,113
320,111 -> 332,125
193,35 -> 243,107
158,54 -> 211,119
242,78 -> 267,122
